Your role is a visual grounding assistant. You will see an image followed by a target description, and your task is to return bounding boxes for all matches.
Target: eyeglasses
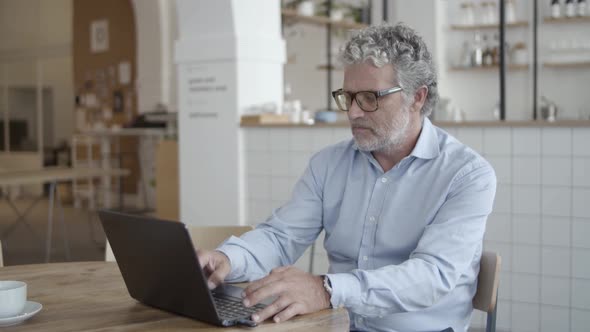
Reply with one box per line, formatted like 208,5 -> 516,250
331,86 -> 403,112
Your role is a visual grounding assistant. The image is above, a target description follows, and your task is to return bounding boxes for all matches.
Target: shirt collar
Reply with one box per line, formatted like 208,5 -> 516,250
351,117 -> 440,160
409,117 -> 440,160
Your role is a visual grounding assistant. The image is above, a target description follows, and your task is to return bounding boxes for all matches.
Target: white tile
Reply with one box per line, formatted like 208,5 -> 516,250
244,129 -> 269,151
542,247 -> 571,277
512,274 -> 540,303
573,249 -> 590,279
540,305 -> 570,332
542,128 -> 572,157
542,187 -> 572,217
573,219 -> 590,249
573,188 -> 590,218
484,128 -> 512,156
247,176 -> 271,200
289,128 -> 314,152
513,214 -> 541,245
511,302 -> 539,332
484,241 -> 512,272
246,151 -> 270,176
573,158 -> 590,187
496,300 -> 512,331
270,152 -> 290,176
332,128 -> 352,142
269,130 -> 290,152
513,185 -> 541,215
470,310 -> 485,328
541,276 -> 571,306
513,157 -> 541,185
311,129 -> 335,152
572,308 -> 590,332
513,128 -> 541,157
542,217 -> 571,247
312,251 -> 330,274
457,128 -> 483,153
498,271 -> 512,300
271,177 -> 292,202
293,247 -> 312,272
487,156 -> 511,184
572,279 -> 590,310
288,152 -> 310,177
494,184 -> 512,214
542,157 -> 572,186
485,213 -> 511,242
573,128 -> 590,156
513,245 -> 541,274
247,199 -> 272,225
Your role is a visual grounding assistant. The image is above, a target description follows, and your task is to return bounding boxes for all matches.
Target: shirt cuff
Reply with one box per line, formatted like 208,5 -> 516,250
216,237 -> 248,282
326,272 -> 362,308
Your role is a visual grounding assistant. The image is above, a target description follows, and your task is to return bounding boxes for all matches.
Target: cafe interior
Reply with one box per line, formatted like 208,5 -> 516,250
0,0 -> 589,331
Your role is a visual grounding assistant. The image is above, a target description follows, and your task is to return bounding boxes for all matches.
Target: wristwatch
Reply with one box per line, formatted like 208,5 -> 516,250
322,275 -> 333,308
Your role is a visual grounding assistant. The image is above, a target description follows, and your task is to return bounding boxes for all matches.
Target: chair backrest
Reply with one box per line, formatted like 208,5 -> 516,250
187,225 -> 253,250
104,225 -> 253,262
473,251 -> 502,313
0,240 -> 4,267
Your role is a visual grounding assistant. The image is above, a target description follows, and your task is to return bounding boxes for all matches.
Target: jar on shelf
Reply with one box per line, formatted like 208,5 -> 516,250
505,0 -> 517,23
551,0 -> 562,18
483,1 -> 498,25
511,42 -> 528,65
460,2 -> 476,26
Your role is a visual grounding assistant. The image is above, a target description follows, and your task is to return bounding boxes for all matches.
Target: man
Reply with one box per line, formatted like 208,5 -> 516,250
198,23 -> 496,332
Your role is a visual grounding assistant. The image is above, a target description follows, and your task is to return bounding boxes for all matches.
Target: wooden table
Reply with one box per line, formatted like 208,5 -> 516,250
0,262 -> 350,331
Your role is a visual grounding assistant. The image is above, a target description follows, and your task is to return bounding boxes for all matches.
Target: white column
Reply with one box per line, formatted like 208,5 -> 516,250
175,0 -> 285,226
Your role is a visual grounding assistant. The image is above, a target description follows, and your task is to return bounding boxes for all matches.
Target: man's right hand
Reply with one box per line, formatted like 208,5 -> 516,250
196,250 -> 231,289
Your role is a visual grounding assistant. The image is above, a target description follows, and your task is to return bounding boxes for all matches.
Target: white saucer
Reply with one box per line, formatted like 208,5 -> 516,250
0,301 -> 43,327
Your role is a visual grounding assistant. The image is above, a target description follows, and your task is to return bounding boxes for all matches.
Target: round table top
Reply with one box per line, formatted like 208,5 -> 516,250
0,261 -> 349,331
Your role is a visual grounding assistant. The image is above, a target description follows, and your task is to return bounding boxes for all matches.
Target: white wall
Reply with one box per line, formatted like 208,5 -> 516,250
243,124 -> 590,332
132,0 -> 178,113
0,0 -> 73,149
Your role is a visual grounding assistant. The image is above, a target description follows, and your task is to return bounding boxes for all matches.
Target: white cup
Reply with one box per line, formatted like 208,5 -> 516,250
0,281 -> 27,318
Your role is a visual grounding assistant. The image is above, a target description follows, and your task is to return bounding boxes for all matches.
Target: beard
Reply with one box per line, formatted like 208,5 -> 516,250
350,106 -> 411,152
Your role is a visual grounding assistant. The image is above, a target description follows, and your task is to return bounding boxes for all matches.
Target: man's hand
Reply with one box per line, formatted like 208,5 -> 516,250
242,266 -> 331,324
196,249 -> 231,289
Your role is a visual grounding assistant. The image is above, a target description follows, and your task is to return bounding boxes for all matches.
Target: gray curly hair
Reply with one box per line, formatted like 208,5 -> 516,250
339,23 -> 438,117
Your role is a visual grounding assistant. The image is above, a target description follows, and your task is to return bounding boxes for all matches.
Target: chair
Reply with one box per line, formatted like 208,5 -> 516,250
105,224 -> 253,262
186,225 -> 253,250
472,251 -> 502,332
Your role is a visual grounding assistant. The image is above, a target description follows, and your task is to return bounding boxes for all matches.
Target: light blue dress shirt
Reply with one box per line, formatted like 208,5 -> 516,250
218,118 -> 496,332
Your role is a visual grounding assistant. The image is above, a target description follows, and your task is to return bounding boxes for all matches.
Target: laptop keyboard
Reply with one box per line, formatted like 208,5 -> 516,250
213,294 -> 266,320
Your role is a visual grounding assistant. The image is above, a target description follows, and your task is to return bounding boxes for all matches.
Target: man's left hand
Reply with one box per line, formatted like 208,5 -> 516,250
242,266 -> 331,324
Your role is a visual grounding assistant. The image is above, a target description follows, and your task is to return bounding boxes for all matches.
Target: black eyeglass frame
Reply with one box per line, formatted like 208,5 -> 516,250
331,86 -> 403,112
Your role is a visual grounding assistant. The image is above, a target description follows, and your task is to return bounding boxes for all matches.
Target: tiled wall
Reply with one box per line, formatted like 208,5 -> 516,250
243,125 -> 590,332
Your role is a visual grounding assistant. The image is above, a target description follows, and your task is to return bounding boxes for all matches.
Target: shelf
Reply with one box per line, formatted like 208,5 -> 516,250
543,61 -> 590,68
317,65 -> 343,71
448,64 -> 529,72
449,21 -> 529,30
241,120 -> 590,128
543,16 -> 590,23
281,9 -> 368,30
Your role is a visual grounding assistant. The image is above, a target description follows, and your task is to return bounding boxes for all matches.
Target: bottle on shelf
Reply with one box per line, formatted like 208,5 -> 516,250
505,0 -> 517,23
491,33 -> 500,65
460,40 -> 473,68
566,0 -> 577,17
578,0 -> 588,16
551,0 -> 562,18
471,32 -> 484,67
482,35 -> 495,66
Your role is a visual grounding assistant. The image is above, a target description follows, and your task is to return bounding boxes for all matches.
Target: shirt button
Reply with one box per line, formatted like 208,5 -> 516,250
358,317 -> 364,323
381,177 -> 388,183
363,255 -> 368,261
369,216 -> 376,222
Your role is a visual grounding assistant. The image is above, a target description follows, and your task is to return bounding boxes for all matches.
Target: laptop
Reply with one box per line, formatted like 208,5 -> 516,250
98,209 -> 268,327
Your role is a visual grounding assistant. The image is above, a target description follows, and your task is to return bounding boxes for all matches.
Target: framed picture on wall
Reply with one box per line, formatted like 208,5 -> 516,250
90,19 -> 109,53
